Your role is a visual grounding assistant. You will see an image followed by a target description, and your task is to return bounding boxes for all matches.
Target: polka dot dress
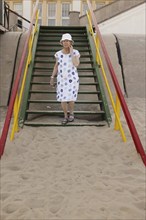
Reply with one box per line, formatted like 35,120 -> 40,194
55,49 -> 80,102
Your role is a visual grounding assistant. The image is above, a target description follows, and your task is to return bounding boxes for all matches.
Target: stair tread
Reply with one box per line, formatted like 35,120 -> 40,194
37,45 -> 89,48
40,26 -> 86,29
28,99 -> 102,103
39,32 -> 87,35
38,39 -> 88,42
35,54 -> 92,58
29,90 -> 100,94
33,67 -> 95,70
40,30 -> 86,33
32,74 -> 97,77
36,49 -> 91,52
37,43 -> 89,46
30,82 -> 98,85
24,121 -> 107,127
34,60 -> 93,64
26,110 -> 104,114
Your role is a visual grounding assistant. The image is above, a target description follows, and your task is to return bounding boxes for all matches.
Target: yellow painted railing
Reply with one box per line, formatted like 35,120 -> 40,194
86,11 -> 126,142
10,9 -> 39,141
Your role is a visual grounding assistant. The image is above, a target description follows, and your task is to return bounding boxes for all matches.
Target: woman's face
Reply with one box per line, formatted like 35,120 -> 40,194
62,40 -> 72,48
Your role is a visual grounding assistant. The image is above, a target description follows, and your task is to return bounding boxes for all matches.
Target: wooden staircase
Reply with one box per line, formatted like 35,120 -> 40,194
19,26 -> 111,126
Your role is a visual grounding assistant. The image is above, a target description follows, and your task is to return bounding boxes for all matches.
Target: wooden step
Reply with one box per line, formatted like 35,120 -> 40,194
32,74 -> 96,77
28,99 -> 102,104
36,49 -> 91,52
34,60 -> 93,64
38,38 -> 88,42
37,43 -> 89,47
39,29 -> 86,34
33,67 -> 95,71
39,27 -> 86,31
39,33 -> 87,38
29,90 -> 100,94
35,54 -> 92,58
24,121 -> 107,127
26,110 -> 104,115
30,81 -> 98,85
37,46 -> 89,49
40,26 -> 86,29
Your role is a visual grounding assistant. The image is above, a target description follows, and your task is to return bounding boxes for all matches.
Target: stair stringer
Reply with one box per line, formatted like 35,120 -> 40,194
18,25 -> 40,127
86,27 -> 112,125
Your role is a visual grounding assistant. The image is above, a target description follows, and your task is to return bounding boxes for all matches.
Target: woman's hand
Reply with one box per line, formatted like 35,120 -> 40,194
50,61 -> 58,87
50,77 -> 55,87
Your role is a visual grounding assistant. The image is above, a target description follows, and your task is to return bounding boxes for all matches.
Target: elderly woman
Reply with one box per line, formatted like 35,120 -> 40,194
50,33 -> 80,125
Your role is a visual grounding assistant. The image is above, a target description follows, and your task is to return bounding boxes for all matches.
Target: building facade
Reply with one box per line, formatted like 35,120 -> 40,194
5,0 -> 113,28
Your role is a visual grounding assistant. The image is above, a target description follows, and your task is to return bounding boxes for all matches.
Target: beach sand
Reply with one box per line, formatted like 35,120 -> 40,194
0,97 -> 145,220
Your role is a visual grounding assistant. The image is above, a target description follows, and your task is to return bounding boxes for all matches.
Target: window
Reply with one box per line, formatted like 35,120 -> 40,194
62,3 -> 70,26
14,3 -> 22,15
14,3 -> 22,29
48,2 -> 56,26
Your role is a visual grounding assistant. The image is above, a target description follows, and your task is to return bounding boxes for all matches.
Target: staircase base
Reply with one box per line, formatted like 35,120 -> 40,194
24,121 -> 107,127
24,115 -> 107,127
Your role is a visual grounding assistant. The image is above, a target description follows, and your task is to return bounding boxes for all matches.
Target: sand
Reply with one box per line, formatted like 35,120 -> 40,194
0,97 -> 145,220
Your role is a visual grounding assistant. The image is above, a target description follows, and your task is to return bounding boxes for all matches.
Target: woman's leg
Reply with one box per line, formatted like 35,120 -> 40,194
68,101 -> 75,122
61,102 -> 68,118
68,101 -> 74,114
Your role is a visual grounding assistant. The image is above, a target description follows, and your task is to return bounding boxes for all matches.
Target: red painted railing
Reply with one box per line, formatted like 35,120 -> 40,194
86,0 -> 146,166
0,0 -> 39,156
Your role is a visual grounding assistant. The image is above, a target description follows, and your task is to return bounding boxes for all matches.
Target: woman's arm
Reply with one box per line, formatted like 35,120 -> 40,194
50,60 -> 58,86
70,46 -> 80,67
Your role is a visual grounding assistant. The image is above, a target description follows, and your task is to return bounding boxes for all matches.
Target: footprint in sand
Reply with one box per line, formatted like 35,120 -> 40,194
3,203 -> 20,214
85,173 -> 96,185
0,192 -> 10,201
48,195 -> 65,214
20,174 -> 30,180
134,201 -> 146,210
6,164 -> 20,171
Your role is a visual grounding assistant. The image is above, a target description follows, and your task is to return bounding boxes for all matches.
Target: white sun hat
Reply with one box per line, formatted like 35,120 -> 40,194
60,33 -> 74,44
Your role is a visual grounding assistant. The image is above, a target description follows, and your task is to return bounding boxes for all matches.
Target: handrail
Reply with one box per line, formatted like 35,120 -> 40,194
86,0 -> 146,166
3,1 -> 31,30
0,0 -> 39,156
86,10 -> 126,142
8,8 -> 31,25
4,1 -> 9,29
10,10 -> 39,140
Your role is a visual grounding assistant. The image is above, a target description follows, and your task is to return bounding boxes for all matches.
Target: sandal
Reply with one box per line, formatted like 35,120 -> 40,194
68,114 -> 74,122
61,118 -> 68,125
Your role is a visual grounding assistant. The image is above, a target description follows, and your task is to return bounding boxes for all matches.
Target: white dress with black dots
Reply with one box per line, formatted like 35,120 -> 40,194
55,49 -> 80,102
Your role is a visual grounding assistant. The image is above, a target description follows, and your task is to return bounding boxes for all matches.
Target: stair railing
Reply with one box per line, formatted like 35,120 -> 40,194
10,10 -> 39,141
86,10 -> 126,142
3,1 -> 9,29
86,0 -> 146,166
8,8 -> 32,31
0,0 -> 39,157
3,1 -> 32,31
